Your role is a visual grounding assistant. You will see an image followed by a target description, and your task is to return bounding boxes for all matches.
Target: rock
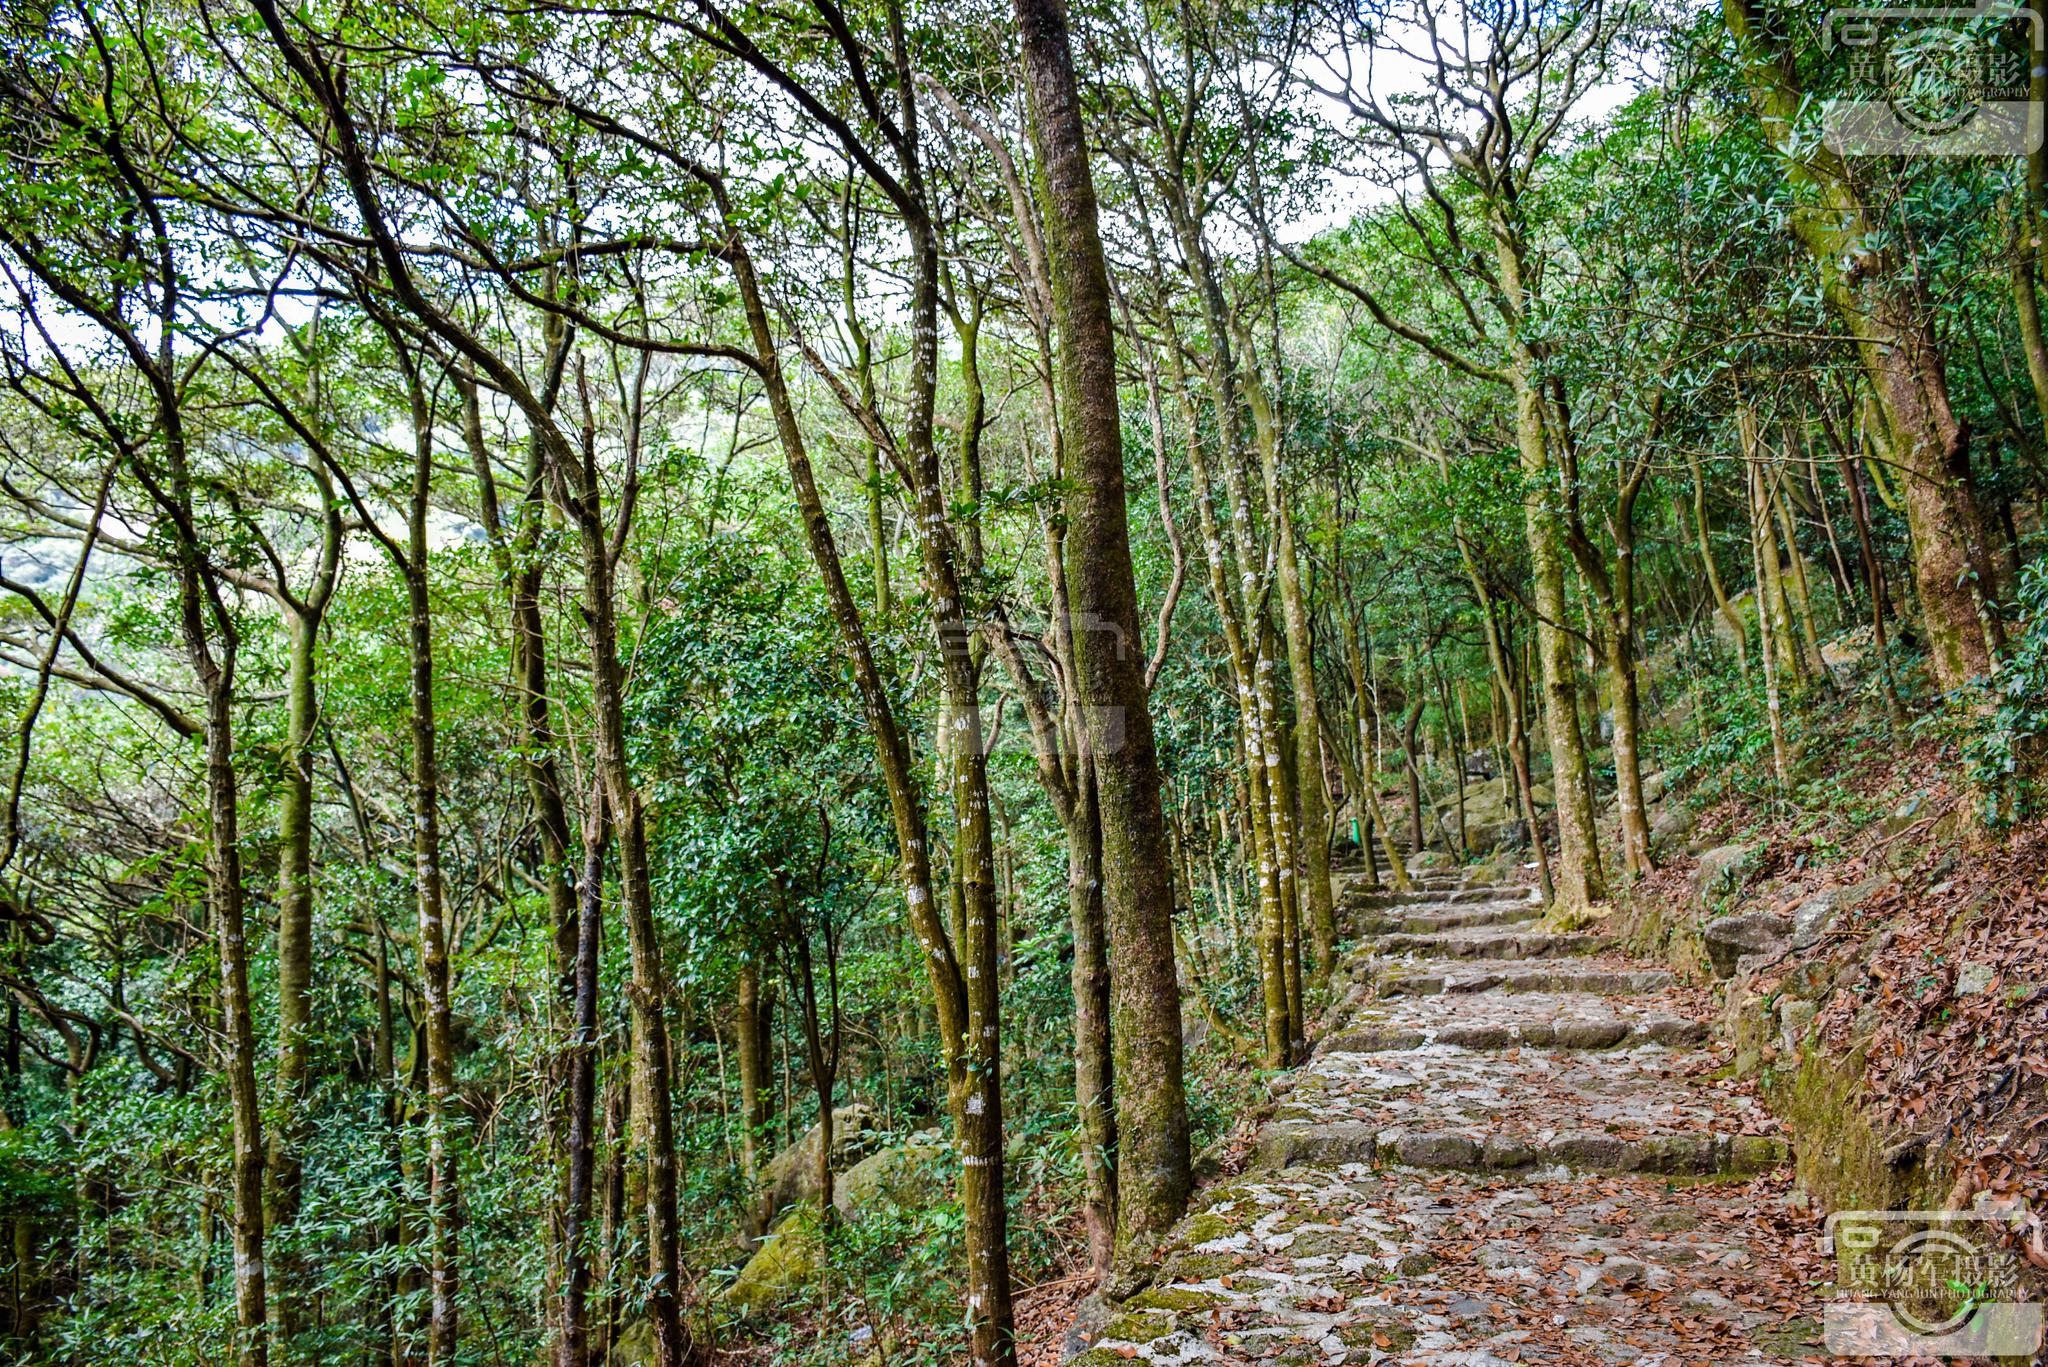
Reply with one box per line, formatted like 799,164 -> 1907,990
1575,1256 -> 1646,1294
1648,804 -> 1693,857
1252,1121 -> 1379,1170
1643,1015 -> 1708,1047
1640,770 -> 1670,806
610,1318 -> 655,1367
1550,1018 -> 1630,1050
1461,819 -> 1513,852
758,1103 -> 879,1219
832,1142 -> 948,1223
1702,911 -> 1791,979
1730,1136 -> 1789,1173
1881,793 -> 1927,838
1790,873 -> 1894,947
1692,843 -> 1754,913
1790,891 -> 1841,948
1777,998 -> 1817,1054
1955,961 -> 1995,996
1821,628 -> 1871,674
720,1207 -> 824,1315
1389,1131 -> 1484,1169
1063,1292 -> 1115,1361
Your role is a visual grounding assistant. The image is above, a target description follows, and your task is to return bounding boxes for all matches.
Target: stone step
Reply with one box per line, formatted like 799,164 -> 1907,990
1070,1167 -> 1819,1367
1323,1017 -> 1706,1052
1253,1121 -> 1785,1178
1348,902 -> 1544,936
1369,928 -> 1613,960
1259,1045 -> 1780,1178
1322,991 -> 1709,1053
1341,886 -> 1525,909
1375,958 -> 1676,997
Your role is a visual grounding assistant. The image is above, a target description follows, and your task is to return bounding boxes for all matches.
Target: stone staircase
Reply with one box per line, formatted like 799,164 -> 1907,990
1069,865 -> 1819,1364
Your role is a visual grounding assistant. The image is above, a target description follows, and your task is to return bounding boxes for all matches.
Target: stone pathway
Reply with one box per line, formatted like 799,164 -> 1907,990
1073,866 -> 1826,1365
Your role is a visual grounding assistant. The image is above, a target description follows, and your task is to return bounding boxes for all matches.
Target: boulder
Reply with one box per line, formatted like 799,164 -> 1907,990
1461,819 -> 1515,852
759,1103 -> 880,1219
1692,843 -> 1755,913
832,1142 -> 949,1224
1792,873 -> 1895,947
1648,804 -> 1694,858
610,1319 -> 655,1367
1790,891 -> 1842,948
720,1207 -> 823,1315
1880,793 -> 1928,839
1821,627 -> 1872,675
1703,911 -> 1791,979
1640,770 -> 1670,806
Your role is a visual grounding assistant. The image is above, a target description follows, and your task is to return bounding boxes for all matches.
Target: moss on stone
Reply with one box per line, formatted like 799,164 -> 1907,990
1770,1046 -> 1945,1214
718,1207 -> 822,1315
1175,1210 -> 1235,1246
1160,1251 -> 1242,1283
1068,1350 -> 1134,1367
1749,1315 -> 1824,1355
1336,1320 -> 1417,1351
1101,1311 -> 1177,1343
1127,1285 -> 1224,1312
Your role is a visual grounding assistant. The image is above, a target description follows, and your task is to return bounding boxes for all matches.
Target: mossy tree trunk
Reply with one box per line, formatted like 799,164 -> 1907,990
1723,0 -> 2004,692
1014,0 -> 1192,1262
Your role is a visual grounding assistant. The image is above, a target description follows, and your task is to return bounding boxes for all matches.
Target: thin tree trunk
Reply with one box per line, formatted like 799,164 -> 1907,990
726,218 -> 1012,1363
558,791 -> 606,1367
395,376 -> 460,1367
1518,378 -> 1605,907
735,959 -> 769,1230
1724,0 -> 2002,691
1747,458 -> 1793,787
1064,762 -> 1117,1276
205,650 -> 268,1367
267,604 -> 318,1354
1157,320 -> 1293,1065
1688,456 -> 1748,673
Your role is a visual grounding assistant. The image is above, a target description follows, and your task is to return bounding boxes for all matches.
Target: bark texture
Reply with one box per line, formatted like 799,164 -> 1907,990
1014,0 -> 1192,1264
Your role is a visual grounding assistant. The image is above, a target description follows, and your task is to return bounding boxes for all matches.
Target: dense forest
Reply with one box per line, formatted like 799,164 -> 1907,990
1,0 -> 2046,1362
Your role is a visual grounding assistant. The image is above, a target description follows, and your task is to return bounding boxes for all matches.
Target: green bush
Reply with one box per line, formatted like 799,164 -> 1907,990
1966,559 -> 2048,827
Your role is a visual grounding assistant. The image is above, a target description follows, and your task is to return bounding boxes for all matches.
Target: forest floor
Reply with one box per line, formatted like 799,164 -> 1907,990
1057,866 -> 1834,1366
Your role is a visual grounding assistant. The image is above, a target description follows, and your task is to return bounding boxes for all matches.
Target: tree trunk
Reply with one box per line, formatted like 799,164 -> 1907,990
397,386 -> 460,1367
1064,763 -> 1117,1277
727,219 -> 1012,1363
267,603 -> 318,1355
207,665 -> 269,1367
1157,319 -> 1293,1067
1724,0 -> 2002,691
1688,455 -> 1748,673
1237,355 -> 1337,982
1517,381 -> 1606,908
558,793 -> 605,1367
1748,458 -> 1793,787
566,521 -> 690,1367
735,958 -> 770,1226
1401,697 -> 1425,855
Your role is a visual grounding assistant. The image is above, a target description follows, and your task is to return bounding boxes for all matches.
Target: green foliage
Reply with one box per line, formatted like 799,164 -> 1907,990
1966,560 -> 2048,828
